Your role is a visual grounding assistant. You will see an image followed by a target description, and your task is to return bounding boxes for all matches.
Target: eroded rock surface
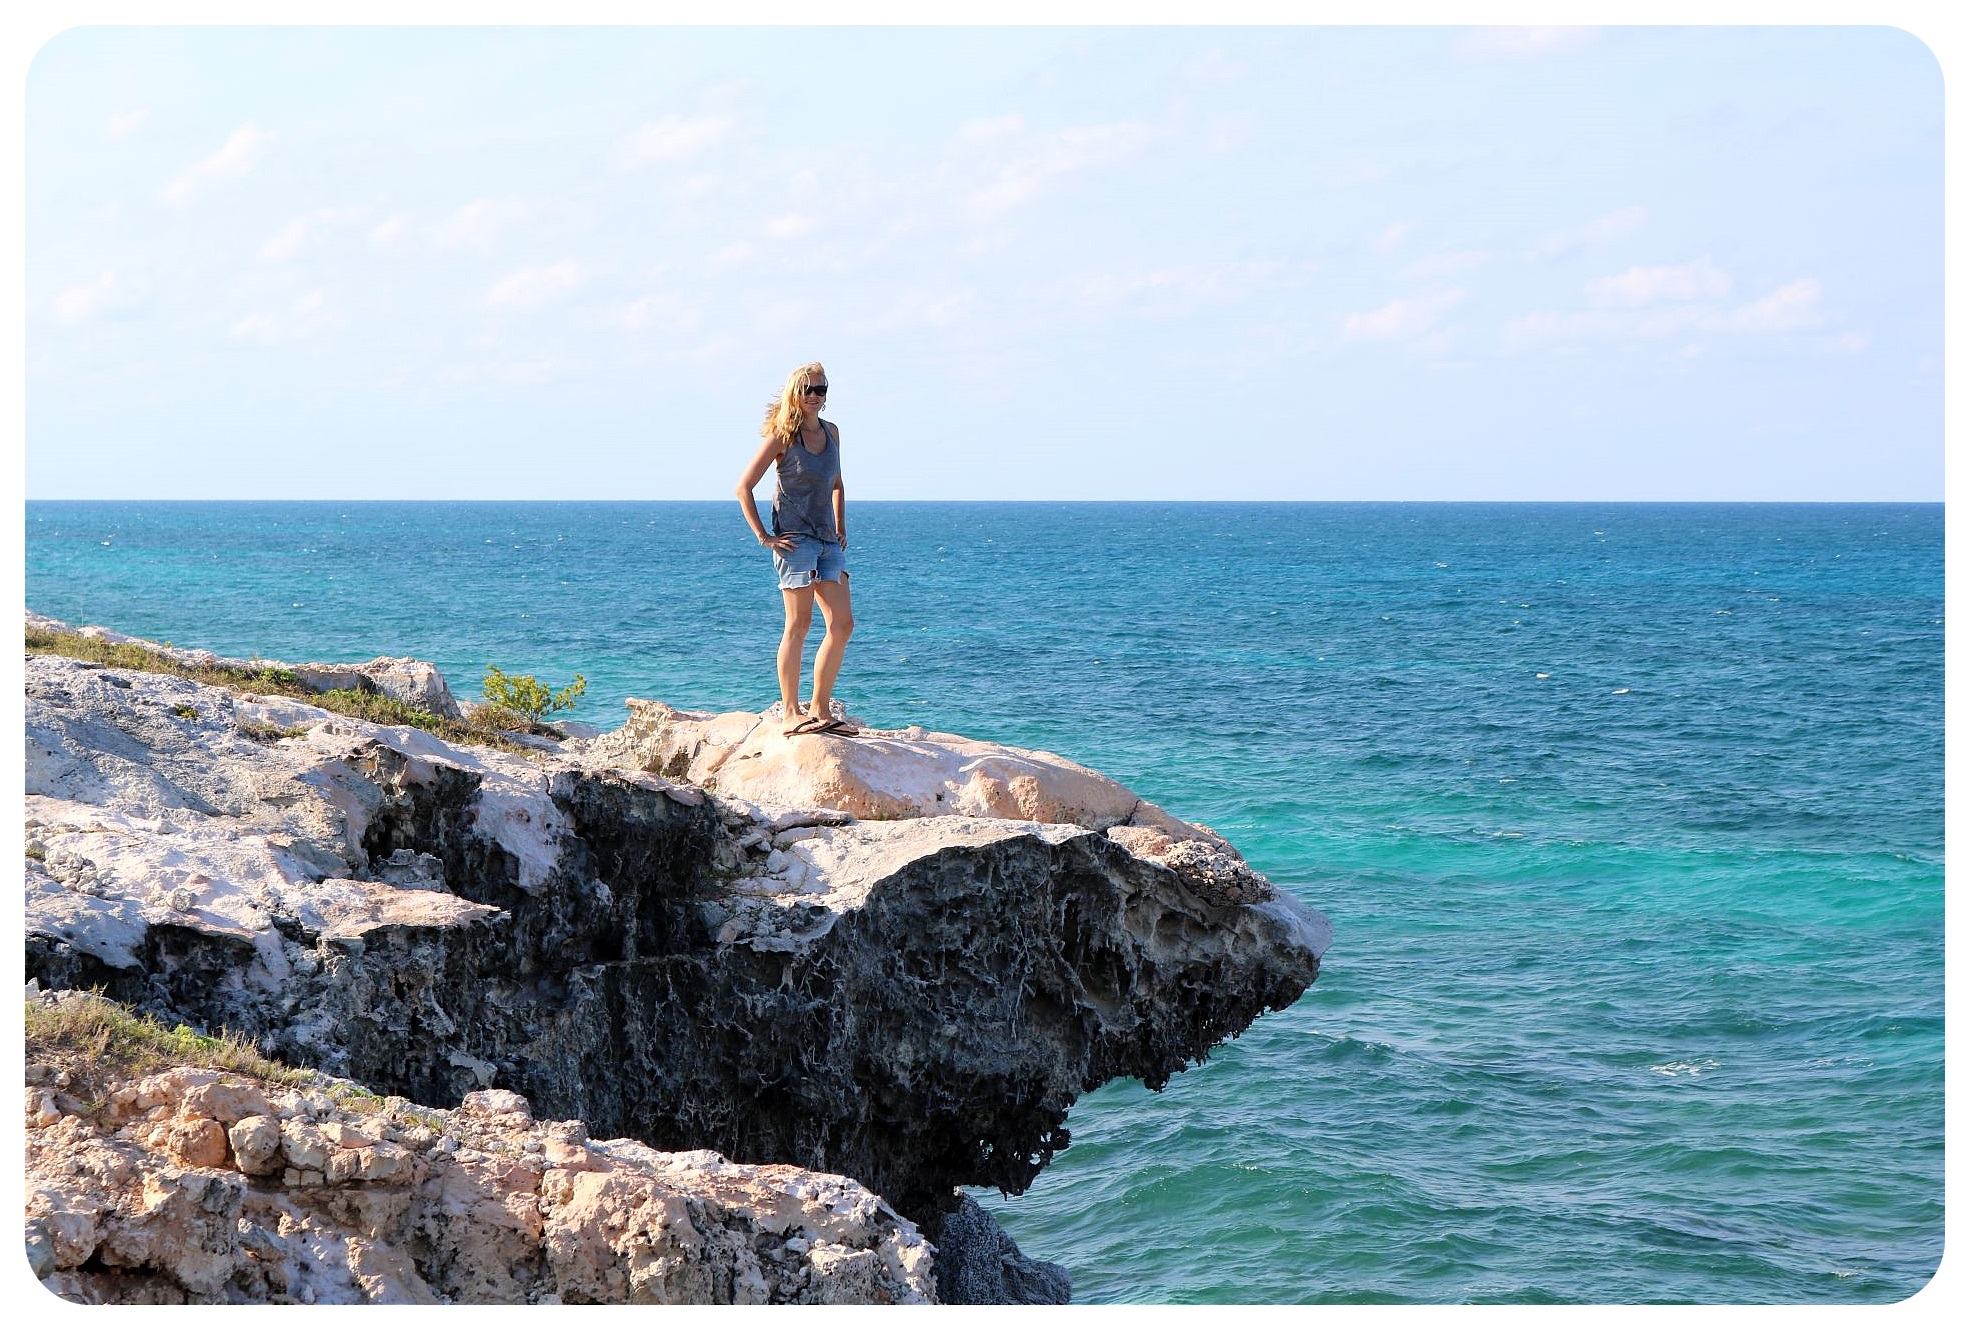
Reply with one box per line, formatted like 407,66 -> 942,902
579,697 -> 1279,905
24,626 -> 1331,1302
922,1194 -> 1071,1305
24,1002 -> 934,1305
27,612 -> 464,719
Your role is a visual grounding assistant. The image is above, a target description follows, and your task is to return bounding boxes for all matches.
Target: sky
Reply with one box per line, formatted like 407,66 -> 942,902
23,24 -> 1943,500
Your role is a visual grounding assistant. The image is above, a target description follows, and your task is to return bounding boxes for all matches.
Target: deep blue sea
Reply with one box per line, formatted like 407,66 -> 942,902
23,501 -> 1944,1303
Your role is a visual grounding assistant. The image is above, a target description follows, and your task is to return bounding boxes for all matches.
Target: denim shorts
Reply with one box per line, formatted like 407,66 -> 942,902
772,534 -> 848,590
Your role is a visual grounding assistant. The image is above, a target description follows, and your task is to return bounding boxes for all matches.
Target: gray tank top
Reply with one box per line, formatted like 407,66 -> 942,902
771,422 -> 840,541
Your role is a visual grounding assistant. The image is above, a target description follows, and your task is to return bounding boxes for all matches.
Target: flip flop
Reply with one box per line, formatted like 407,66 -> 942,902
783,716 -> 829,737
815,718 -> 860,737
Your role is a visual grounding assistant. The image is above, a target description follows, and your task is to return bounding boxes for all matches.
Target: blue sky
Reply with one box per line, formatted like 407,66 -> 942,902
25,25 -> 1942,500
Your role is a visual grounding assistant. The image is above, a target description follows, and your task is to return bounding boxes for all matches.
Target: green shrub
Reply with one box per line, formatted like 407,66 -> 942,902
482,666 -> 586,722
470,703 -> 532,733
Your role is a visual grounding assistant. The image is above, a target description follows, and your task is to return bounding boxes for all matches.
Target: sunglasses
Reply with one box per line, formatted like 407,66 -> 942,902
802,383 -> 829,397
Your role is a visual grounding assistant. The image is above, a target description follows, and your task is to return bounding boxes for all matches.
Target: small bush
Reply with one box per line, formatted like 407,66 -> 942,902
171,703 -> 198,720
469,703 -> 532,732
482,666 -> 586,722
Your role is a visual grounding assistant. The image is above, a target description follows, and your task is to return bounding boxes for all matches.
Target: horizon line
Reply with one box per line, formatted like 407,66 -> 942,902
23,497 -> 1946,506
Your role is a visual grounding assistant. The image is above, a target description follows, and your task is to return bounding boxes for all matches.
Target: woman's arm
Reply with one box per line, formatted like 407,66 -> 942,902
830,426 -> 847,548
736,439 -> 796,551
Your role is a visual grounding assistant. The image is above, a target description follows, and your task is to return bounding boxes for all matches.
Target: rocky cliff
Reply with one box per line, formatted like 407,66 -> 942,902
23,619 -> 1331,1303
27,993 -> 935,1305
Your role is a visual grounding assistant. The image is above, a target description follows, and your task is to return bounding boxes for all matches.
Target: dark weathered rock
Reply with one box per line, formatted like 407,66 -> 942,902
24,646 -> 1330,1284
922,1194 -> 1072,1304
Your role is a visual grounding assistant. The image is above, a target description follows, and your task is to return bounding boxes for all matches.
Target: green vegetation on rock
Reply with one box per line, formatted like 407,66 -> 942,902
25,990 -> 305,1087
482,665 -> 587,723
26,627 -> 543,756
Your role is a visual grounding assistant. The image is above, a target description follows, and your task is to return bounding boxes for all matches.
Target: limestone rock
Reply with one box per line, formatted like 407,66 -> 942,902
24,1001 -> 935,1305
583,697 -> 1157,826
23,630 -> 1332,1303
279,657 -> 462,718
26,612 -> 465,720
578,697 -> 1259,901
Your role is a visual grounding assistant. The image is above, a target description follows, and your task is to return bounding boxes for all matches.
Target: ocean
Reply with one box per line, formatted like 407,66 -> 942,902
23,500 -> 1945,1303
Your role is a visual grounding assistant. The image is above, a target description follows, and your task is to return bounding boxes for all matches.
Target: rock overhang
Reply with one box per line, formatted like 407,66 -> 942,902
24,622 -> 1331,1286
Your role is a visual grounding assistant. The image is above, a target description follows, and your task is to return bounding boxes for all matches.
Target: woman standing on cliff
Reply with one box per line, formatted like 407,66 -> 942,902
736,362 -> 859,737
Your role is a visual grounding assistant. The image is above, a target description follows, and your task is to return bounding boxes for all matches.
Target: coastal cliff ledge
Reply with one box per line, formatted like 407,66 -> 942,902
27,991 -> 936,1305
23,617 -> 1332,1304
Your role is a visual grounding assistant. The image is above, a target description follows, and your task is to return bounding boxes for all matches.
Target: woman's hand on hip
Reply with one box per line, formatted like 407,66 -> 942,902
761,532 -> 798,553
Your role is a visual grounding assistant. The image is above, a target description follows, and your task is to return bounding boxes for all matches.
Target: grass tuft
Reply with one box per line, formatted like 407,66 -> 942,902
25,990 -> 307,1088
238,721 -> 315,743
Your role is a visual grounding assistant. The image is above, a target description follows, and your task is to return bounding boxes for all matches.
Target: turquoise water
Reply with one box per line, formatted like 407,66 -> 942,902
25,501 -> 1944,1303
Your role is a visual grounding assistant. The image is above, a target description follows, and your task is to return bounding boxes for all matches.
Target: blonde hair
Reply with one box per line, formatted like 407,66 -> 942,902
761,362 -> 827,449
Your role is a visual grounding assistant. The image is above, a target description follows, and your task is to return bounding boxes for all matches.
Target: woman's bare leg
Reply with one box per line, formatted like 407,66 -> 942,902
809,575 -> 855,725
779,586 -> 816,728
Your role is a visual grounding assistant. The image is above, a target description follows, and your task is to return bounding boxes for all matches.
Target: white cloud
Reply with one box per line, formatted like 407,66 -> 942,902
51,271 -> 124,324
1456,27 -> 1599,61
484,261 -> 584,311
437,199 -> 528,255
1068,262 -> 1287,319
1505,277 -> 1826,347
611,115 -> 736,171
433,198 -> 577,256
957,113 -> 1025,146
423,196 -> 583,256
1502,310 -> 1570,345
1201,111 -> 1258,154
1535,205 -> 1647,258
959,120 -> 1151,221
105,109 -> 149,141
1373,222 -> 1414,257
257,208 -> 367,262
1404,250 -> 1491,280
1342,289 -> 1466,341
259,218 -> 310,262
230,289 -> 337,344
878,288 -> 977,329
1581,207 -> 1648,246
1724,278 -> 1822,332
162,123 -> 276,206
707,242 -> 756,273
764,213 -> 815,239
1587,260 -> 1732,307
369,214 -> 411,252
445,356 -> 564,385
612,292 -> 701,333
1327,162 -> 1390,190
